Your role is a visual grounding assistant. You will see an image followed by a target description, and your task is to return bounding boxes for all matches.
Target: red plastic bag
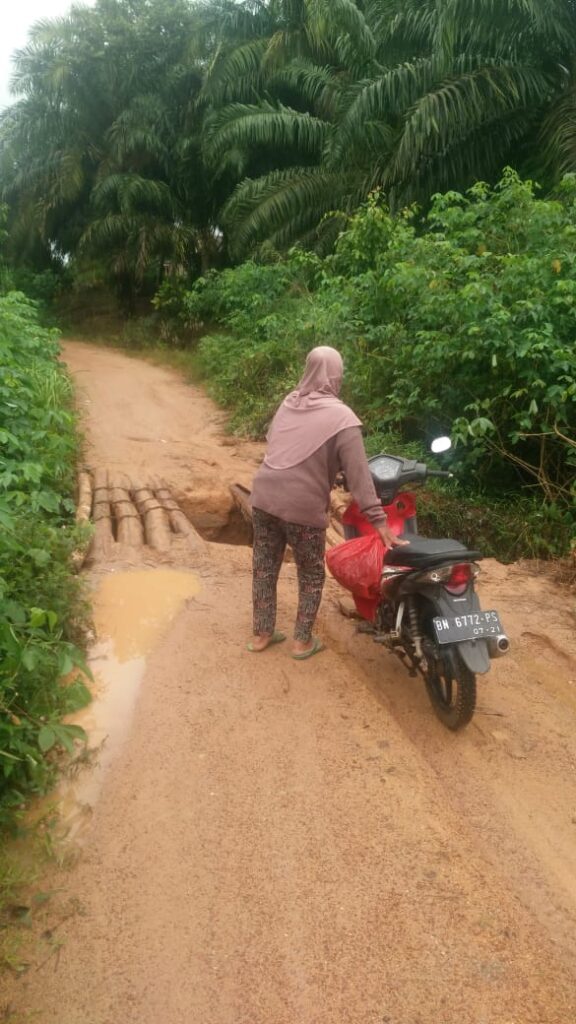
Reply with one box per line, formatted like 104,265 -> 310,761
326,534 -> 386,600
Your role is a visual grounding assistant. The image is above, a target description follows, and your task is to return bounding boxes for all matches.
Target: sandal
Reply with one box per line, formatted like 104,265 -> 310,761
246,631 -> 287,653
291,637 -> 325,661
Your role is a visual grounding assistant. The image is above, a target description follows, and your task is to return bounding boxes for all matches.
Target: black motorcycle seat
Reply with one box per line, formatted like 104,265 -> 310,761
384,536 -> 483,569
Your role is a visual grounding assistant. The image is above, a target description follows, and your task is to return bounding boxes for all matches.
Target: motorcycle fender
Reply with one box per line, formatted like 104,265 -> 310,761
455,639 -> 491,675
427,590 -> 491,675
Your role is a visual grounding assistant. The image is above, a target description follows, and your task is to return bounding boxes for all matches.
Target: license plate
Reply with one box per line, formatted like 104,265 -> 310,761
433,610 -> 503,644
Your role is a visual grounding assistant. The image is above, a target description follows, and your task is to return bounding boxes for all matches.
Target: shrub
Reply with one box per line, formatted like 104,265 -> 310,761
0,293 -> 89,823
329,171 -> 576,511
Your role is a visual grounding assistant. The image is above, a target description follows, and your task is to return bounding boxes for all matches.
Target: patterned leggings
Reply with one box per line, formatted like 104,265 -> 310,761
252,507 -> 326,643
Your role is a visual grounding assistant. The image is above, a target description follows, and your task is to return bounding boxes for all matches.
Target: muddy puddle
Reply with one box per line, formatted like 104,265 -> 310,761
48,569 -> 201,841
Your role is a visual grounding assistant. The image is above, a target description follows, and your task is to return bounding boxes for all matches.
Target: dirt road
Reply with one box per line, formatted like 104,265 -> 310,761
8,341 -> 576,1023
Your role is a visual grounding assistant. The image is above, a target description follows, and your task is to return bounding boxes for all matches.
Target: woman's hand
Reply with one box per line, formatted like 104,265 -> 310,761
377,524 -> 410,549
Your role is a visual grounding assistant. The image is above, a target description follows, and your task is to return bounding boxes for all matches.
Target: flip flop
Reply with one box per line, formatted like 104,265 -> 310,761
291,637 -> 325,661
246,631 -> 287,653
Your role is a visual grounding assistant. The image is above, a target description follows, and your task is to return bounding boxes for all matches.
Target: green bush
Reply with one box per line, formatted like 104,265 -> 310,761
0,293 -> 89,823
180,172 -> 575,556
9,267 -> 69,312
328,171 -> 576,511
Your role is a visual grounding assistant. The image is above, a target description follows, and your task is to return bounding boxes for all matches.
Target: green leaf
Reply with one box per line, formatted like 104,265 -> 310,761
38,726 -> 57,753
29,607 -> 47,629
30,549 -> 51,567
63,677 -> 92,712
52,724 -> 86,755
21,647 -> 39,672
37,492 -> 59,513
4,601 -> 27,625
58,651 -> 75,676
0,508 -> 15,530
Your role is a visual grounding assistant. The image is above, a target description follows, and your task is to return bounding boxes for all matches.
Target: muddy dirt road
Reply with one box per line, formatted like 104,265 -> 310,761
8,341 -> 576,1023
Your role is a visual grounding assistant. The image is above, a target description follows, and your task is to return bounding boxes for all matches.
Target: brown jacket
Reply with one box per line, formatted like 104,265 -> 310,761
251,426 -> 386,529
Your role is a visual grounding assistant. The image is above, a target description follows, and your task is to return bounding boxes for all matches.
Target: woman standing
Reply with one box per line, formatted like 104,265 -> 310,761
248,346 -> 407,659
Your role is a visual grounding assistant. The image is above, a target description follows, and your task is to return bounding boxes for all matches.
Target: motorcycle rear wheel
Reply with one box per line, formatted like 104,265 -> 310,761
424,643 -> 476,731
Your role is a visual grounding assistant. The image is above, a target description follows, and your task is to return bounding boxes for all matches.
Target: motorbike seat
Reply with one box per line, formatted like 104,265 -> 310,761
384,536 -> 483,569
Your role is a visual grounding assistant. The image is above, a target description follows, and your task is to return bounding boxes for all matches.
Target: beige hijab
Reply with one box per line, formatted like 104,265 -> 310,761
264,347 -> 361,470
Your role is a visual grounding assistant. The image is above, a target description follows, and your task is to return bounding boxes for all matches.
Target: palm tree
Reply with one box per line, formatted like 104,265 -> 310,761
4,0 -> 576,280
0,0 -> 219,304
202,0 -> 576,256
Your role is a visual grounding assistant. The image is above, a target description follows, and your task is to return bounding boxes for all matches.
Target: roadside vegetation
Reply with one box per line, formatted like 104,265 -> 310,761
0,230 -> 90,972
0,212 -> 90,828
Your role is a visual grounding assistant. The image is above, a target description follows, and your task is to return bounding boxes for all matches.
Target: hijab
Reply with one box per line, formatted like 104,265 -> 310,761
264,346 -> 361,470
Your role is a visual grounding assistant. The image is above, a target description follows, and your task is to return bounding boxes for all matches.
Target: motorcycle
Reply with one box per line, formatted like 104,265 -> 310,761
338,440 -> 510,730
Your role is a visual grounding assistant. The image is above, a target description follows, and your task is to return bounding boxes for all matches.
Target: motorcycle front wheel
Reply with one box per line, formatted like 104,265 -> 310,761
423,643 -> 476,731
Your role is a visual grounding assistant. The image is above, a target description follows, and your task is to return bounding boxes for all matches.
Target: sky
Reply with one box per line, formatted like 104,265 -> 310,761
0,1 -> 94,109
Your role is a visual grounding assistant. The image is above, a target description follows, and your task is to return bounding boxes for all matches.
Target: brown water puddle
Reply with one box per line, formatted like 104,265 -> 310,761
50,569 -> 201,841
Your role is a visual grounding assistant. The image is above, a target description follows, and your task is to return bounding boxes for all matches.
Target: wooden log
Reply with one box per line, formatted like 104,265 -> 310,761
155,481 -> 194,534
76,471 -> 93,523
229,483 -> 253,524
132,486 -> 165,516
72,471 -> 94,570
132,486 -> 172,552
92,468 -> 109,499
87,470 -> 114,561
91,468 -> 112,548
109,473 -> 144,547
116,506 -> 144,548
92,515 -> 114,554
93,503 -> 112,522
154,481 -> 205,551
89,506 -> 114,562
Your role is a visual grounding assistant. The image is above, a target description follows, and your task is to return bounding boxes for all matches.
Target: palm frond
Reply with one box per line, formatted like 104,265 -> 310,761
203,101 -> 329,168
222,165 -> 356,256
202,38 -> 269,103
91,174 -> 175,217
386,108 -> 537,207
387,61 -> 553,188
540,82 -> 576,177
368,0 -> 437,63
307,0 -> 376,61
106,96 -> 170,168
268,59 -> 345,119
330,57 -> 439,163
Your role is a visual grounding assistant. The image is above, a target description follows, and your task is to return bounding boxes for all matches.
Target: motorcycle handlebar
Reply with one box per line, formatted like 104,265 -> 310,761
427,469 -> 453,479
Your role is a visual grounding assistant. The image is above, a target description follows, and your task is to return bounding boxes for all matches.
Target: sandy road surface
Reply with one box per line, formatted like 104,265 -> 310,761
7,341 -> 576,1024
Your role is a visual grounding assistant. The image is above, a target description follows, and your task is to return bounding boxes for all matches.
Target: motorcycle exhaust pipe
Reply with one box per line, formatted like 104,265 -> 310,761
488,634 -> 510,658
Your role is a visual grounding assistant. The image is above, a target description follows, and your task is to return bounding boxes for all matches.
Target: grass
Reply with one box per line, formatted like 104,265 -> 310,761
0,816 -> 62,978
0,789 -> 92,990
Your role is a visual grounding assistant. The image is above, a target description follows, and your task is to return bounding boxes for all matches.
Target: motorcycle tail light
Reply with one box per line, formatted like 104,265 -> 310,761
444,563 -> 473,595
